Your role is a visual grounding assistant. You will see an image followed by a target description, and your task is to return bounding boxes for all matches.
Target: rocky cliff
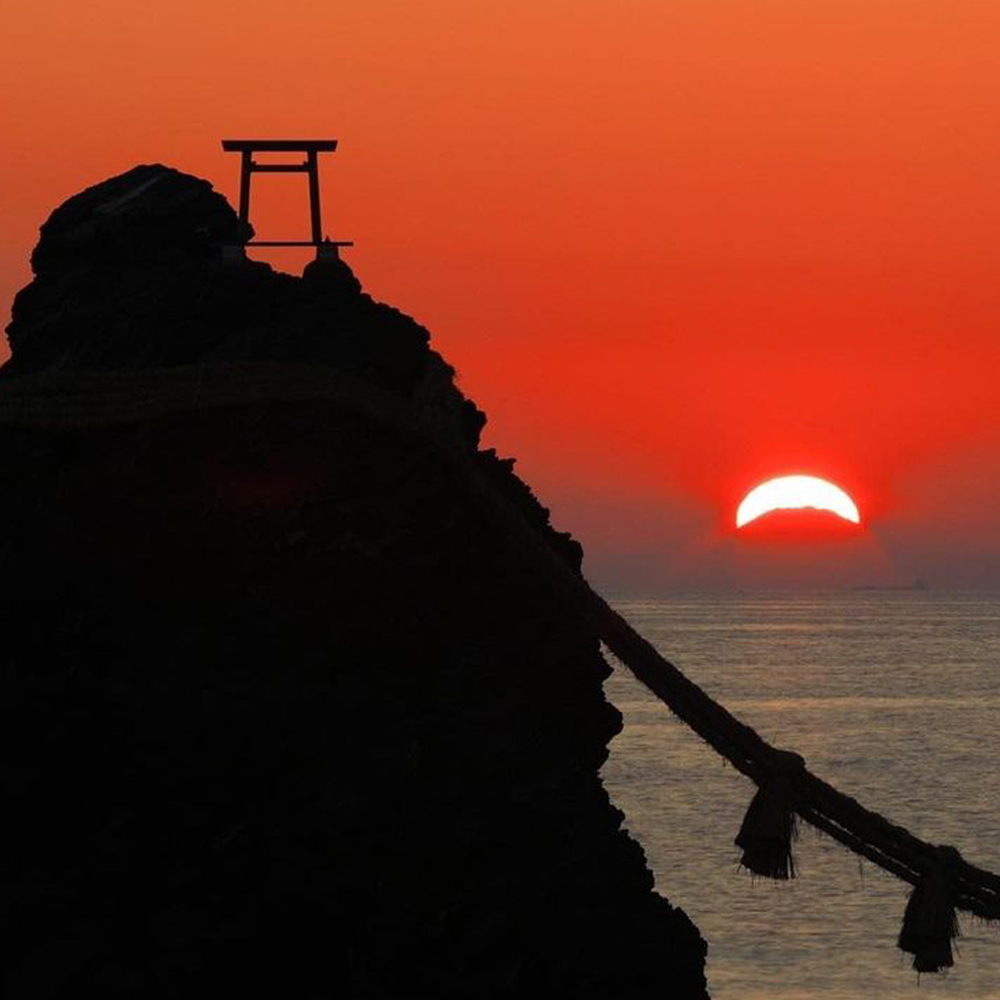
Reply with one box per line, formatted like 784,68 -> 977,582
1,165 -> 707,997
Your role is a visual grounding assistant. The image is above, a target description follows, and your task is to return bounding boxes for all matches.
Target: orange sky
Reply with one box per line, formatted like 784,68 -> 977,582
4,1 -> 1000,588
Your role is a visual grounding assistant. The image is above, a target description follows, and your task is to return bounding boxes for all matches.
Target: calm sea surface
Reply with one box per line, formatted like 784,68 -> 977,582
601,592 -> 1000,999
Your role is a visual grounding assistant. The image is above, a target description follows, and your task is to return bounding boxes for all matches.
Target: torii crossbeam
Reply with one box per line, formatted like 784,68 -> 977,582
221,139 -> 352,251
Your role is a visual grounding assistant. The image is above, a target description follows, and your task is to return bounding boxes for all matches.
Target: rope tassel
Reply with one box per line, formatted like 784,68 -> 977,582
898,847 -> 962,973
735,751 -> 804,880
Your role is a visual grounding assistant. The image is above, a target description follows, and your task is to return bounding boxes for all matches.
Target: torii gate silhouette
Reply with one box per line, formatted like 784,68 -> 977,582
221,139 -> 352,255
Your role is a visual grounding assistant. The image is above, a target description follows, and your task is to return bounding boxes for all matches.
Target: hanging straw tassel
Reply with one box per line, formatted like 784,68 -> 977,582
735,750 -> 805,880
898,845 -> 962,973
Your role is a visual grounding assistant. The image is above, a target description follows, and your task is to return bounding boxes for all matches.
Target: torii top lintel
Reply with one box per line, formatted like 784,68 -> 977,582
220,138 -> 351,249
221,139 -> 338,153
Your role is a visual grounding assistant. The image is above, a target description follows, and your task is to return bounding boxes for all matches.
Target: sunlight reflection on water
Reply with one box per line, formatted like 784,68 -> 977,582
601,592 -> 1000,1000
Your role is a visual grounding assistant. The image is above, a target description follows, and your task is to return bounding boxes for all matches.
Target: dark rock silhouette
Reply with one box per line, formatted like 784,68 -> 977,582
1,165 -> 707,997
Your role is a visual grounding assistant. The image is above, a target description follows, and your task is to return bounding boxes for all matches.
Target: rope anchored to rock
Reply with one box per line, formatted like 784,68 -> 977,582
1,361 -> 997,973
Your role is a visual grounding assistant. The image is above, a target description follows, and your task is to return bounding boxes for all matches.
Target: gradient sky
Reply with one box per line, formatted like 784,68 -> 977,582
4,1 -> 1000,589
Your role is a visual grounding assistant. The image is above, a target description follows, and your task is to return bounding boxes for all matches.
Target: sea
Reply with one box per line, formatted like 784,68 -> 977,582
601,591 -> 1000,999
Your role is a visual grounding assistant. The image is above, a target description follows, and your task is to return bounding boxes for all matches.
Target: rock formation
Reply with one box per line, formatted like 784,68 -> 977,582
1,165 -> 707,997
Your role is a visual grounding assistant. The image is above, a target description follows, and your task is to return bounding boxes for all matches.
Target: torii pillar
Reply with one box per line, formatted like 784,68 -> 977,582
221,138 -> 352,259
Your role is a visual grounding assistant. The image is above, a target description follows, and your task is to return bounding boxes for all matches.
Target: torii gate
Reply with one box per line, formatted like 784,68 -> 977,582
221,138 -> 352,256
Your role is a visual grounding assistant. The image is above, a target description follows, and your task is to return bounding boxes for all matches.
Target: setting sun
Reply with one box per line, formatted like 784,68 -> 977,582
736,475 -> 861,529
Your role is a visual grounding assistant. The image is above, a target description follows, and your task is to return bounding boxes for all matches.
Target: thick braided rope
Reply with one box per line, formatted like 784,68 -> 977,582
3,362 -> 999,925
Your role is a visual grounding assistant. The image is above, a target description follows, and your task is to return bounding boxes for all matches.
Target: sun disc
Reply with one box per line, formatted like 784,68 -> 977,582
736,475 -> 860,529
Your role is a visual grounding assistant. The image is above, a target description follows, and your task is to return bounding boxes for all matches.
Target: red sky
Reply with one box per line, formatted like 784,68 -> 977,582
3,1 -> 1000,588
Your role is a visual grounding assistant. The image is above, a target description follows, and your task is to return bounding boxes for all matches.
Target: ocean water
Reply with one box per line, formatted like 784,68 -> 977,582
601,592 -> 1000,999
